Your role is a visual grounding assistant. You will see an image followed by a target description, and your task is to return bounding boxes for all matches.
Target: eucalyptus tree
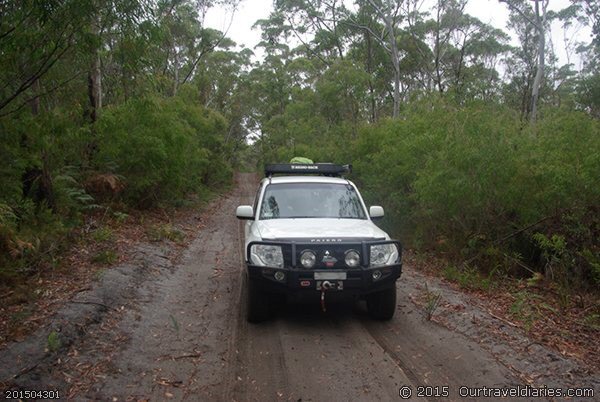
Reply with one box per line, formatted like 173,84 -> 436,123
563,0 -> 600,117
193,45 -> 255,159
454,22 -> 511,101
315,60 -> 370,132
349,0 -> 404,118
156,0 -> 240,96
272,0 -> 351,62
500,0 -> 549,123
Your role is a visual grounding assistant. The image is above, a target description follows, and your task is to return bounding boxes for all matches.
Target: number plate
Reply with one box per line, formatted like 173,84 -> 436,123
314,271 -> 347,280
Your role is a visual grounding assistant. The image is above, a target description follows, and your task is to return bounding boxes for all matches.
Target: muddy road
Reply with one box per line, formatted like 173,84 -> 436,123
2,173 -> 597,401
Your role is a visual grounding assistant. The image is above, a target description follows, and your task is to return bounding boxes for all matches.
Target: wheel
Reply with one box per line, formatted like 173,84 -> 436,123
247,278 -> 270,323
367,286 -> 397,320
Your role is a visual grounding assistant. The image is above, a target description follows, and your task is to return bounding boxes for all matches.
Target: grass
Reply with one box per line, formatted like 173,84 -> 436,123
92,226 -> 114,243
94,269 -> 106,280
582,313 -> 600,331
46,330 -> 61,353
423,283 -> 442,321
508,290 -> 560,332
91,250 -> 118,265
169,314 -> 180,337
442,265 -> 493,291
112,211 -> 129,223
147,223 -> 185,243
9,307 -> 32,327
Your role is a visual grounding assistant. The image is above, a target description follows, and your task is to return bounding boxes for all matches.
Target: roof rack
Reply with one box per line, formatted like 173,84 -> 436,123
265,163 -> 352,177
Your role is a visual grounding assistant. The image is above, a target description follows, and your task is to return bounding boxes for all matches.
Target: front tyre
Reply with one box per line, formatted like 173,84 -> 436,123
367,286 -> 397,320
247,278 -> 270,323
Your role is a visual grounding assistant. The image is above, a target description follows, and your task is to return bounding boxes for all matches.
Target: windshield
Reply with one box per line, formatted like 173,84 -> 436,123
259,183 -> 367,220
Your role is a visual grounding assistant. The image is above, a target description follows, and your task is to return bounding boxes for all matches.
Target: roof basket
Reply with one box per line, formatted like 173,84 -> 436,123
265,163 -> 352,177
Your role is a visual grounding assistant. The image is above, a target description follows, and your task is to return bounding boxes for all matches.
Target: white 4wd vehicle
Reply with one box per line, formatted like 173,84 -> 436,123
236,163 -> 402,322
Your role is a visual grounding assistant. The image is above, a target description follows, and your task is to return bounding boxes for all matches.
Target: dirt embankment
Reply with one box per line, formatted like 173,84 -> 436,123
1,173 -> 597,401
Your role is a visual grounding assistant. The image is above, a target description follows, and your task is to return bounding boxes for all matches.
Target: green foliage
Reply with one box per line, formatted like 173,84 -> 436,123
147,223 -> 185,243
509,291 -> 539,331
91,250 -> 118,265
509,290 -> 558,331
95,95 -> 232,207
581,249 -> 600,286
92,227 -> 114,243
442,265 -> 493,291
46,330 -> 61,353
349,98 -> 600,289
423,283 -> 442,321
261,94 -> 599,290
112,211 -> 130,223
582,313 -> 600,331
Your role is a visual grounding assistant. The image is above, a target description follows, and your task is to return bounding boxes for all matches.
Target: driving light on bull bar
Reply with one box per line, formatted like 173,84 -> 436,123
345,250 -> 360,267
300,250 -> 316,268
369,243 -> 399,267
372,270 -> 382,281
274,271 -> 286,281
250,244 -> 284,268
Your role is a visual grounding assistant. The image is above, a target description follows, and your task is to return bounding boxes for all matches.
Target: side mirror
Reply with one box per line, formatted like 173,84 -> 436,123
369,206 -> 384,219
236,205 -> 254,220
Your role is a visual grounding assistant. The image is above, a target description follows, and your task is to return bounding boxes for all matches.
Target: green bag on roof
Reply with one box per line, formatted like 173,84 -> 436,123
290,157 -> 314,164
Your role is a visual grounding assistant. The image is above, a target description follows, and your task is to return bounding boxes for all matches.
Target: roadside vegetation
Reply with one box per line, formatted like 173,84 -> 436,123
0,1 -> 245,324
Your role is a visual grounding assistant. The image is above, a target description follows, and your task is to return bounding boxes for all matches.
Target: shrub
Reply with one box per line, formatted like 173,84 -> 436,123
95,95 -> 232,207
265,95 -> 600,289
352,99 -> 600,289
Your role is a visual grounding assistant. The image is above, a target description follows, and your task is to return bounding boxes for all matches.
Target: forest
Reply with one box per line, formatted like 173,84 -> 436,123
0,0 -> 598,300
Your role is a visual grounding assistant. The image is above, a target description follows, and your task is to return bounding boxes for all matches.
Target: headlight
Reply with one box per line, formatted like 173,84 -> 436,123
369,243 -> 399,266
300,250 -> 316,268
345,250 -> 360,267
250,244 -> 283,268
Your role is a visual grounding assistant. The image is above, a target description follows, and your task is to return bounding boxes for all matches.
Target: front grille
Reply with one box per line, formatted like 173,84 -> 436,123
292,243 -> 363,269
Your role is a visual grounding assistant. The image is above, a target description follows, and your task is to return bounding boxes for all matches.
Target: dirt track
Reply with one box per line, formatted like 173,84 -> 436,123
1,173 -> 598,401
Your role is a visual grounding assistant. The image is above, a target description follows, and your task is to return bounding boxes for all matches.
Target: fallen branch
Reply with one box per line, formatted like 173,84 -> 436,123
13,361 -> 41,379
173,353 -> 203,360
461,215 -> 554,269
487,310 -> 520,328
494,215 -> 553,245
502,252 -> 537,275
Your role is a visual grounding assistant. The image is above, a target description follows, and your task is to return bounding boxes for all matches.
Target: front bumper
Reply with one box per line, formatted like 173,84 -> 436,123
246,239 -> 402,301
247,263 -> 402,302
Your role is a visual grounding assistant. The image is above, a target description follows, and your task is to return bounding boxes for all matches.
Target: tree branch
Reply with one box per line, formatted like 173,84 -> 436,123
0,30 -> 74,112
341,19 -> 391,52
181,7 -> 237,85
0,71 -> 84,118
499,0 -> 539,28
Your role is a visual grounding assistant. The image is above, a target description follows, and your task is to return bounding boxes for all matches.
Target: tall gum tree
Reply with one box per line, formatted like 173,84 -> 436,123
344,0 -> 404,118
500,0 -> 549,123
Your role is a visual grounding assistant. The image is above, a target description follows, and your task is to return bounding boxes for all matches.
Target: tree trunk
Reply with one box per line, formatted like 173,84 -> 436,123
88,53 -> 102,123
88,7 -> 102,124
385,14 -> 400,118
173,48 -> 179,96
22,80 -> 56,211
85,9 -> 102,165
434,1 -> 444,93
29,79 -> 41,115
365,30 -> 376,123
530,0 -> 546,124
366,0 -> 401,118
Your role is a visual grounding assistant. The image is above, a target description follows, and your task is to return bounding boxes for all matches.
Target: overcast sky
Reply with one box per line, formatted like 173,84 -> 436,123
205,0 -> 591,68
